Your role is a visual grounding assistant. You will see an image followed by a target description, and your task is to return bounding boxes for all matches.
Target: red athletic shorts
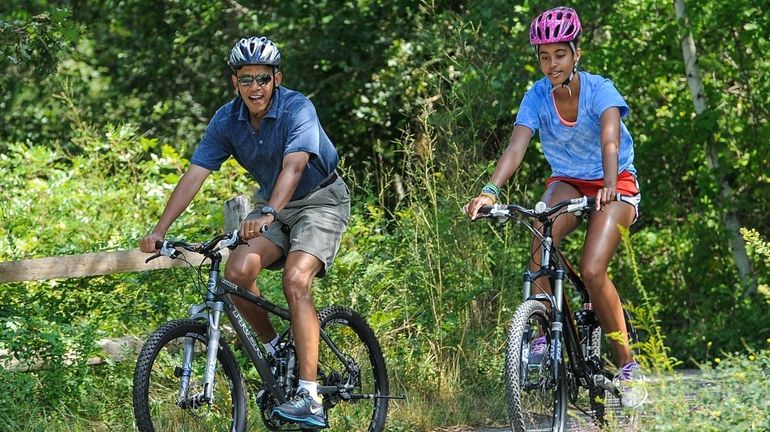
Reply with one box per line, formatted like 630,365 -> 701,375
546,170 -> 639,196
546,170 -> 641,223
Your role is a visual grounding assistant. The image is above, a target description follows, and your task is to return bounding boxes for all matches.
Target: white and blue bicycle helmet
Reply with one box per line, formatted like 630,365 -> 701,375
228,36 -> 281,70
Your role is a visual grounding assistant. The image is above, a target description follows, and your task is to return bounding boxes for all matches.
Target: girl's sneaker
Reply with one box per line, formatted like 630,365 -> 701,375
528,335 -> 548,365
615,361 -> 648,408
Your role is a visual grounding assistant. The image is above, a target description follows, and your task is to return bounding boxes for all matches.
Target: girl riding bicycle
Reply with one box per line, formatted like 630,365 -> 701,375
463,6 -> 645,407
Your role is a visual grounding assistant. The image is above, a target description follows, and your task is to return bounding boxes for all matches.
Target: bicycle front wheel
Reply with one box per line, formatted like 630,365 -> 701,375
132,319 -> 247,432
505,300 -> 567,432
317,305 -> 389,432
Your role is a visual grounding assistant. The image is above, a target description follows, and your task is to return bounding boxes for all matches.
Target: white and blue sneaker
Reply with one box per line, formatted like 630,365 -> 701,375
272,388 -> 327,428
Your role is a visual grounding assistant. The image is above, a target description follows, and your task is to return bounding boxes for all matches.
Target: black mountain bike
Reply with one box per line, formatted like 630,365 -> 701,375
477,196 -> 639,432
132,230 -> 397,432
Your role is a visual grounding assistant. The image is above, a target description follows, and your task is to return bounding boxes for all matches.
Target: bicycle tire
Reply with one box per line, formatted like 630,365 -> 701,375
505,300 -> 567,432
133,319 -> 247,432
317,305 -> 389,432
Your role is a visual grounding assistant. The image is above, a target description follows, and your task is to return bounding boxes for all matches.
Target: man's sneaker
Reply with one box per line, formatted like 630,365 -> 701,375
271,388 -> 327,428
528,335 -> 548,365
615,361 -> 648,408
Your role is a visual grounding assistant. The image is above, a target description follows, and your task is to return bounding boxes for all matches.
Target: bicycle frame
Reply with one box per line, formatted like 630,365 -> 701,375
177,249 -> 291,406
522,215 -> 598,390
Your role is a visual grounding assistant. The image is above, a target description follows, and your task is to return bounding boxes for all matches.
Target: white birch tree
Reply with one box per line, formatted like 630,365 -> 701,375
674,0 -> 757,296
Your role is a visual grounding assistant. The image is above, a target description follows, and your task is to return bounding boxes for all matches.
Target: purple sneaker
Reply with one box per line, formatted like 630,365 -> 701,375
615,361 -> 648,408
528,335 -> 548,365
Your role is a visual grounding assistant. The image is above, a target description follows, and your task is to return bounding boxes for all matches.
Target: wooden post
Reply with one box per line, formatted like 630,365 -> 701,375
224,195 -> 251,233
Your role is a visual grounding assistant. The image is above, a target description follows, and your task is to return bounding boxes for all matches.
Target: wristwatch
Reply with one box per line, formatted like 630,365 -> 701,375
260,205 -> 279,220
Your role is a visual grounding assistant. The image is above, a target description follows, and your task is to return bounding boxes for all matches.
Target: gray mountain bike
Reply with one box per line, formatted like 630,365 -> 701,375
477,196 -> 639,431
132,230 -> 396,432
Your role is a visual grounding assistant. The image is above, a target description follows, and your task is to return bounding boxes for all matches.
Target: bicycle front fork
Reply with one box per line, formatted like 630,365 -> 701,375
176,301 -> 225,407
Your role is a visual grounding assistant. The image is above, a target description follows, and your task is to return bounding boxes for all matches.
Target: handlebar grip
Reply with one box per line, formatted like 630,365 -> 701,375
478,205 -> 494,215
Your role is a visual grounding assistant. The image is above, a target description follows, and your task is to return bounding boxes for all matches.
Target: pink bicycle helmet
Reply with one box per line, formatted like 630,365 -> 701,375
529,6 -> 582,46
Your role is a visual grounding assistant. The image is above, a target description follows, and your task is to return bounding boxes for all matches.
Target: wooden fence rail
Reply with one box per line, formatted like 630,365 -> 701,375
0,196 -> 250,284
0,196 -> 251,370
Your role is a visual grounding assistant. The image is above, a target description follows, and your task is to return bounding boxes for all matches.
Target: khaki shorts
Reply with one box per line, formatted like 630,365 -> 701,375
252,175 -> 350,277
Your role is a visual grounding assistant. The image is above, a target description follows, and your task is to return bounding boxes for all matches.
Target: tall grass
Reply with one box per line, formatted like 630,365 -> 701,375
619,226 -> 681,373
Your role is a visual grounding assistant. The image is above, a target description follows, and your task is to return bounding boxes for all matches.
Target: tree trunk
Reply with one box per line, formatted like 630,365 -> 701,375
674,0 -> 757,296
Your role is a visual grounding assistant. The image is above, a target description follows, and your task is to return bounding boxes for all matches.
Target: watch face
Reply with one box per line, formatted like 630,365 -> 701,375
261,206 -> 277,217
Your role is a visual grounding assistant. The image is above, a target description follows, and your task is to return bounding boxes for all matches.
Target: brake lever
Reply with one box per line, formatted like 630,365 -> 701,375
159,241 -> 179,258
219,229 -> 249,251
221,224 -> 270,250
144,252 -> 161,264
220,230 -> 239,250
566,196 -> 590,214
144,240 -> 179,263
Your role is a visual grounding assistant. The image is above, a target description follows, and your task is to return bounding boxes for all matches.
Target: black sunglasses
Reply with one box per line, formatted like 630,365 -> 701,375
237,73 -> 272,87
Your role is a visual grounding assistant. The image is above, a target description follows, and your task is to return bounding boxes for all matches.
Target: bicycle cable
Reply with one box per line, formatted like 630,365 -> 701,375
512,207 -> 579,298
173,251 -> 206,298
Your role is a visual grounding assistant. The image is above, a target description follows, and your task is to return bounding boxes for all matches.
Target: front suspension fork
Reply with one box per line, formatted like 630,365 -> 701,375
176,301 -> 224,407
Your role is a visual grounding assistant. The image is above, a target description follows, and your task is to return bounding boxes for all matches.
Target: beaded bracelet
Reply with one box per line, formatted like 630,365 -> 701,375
481,182 -> 499,194
480,192 -> 498,203
479,182 -> 499,203
481,182 -> 500,198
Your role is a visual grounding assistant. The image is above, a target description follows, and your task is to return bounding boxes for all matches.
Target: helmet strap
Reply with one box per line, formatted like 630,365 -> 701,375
551,61 -> 578,97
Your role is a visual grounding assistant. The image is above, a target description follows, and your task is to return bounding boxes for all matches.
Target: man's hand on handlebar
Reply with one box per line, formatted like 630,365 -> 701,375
240,215 -> 271,241
139,232 -> 164,253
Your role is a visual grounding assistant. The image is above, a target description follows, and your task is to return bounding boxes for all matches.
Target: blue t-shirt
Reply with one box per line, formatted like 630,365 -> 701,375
514,71 -> 636,179
191,86 -> 339,200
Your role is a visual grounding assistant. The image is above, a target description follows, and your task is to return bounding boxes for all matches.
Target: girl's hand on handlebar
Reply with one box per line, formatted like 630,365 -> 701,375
240,215 -> 271,241
463,194 -> 495,220
595,186 -> 616,211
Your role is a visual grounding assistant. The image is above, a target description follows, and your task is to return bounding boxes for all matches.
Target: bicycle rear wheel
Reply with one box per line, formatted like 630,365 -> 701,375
317,305 -> 389,432
505,300 -> 567,432
133,319 -> 247,432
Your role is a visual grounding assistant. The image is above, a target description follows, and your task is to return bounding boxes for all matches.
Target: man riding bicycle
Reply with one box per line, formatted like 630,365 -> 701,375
139,36 -> 350,428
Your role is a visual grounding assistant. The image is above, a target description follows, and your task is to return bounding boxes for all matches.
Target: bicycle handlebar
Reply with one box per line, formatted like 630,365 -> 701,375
145,229 -> 251,263
477,195 -> 597,222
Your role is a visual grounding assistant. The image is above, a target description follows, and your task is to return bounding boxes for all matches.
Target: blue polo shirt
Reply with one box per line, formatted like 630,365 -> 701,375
191,86 -> 339,200
514,71 -> 636,180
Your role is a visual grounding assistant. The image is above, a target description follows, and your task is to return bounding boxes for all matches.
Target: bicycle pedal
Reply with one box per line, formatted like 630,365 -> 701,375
592,374 -> 619,395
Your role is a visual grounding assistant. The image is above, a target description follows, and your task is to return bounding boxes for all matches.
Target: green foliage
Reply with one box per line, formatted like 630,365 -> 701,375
0,6 -> 78,84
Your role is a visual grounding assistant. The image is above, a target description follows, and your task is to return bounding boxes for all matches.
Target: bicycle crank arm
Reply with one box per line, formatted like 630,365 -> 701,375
343,393 -> 407,401
355,394 -> 406,400
592,374 -> 620,397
